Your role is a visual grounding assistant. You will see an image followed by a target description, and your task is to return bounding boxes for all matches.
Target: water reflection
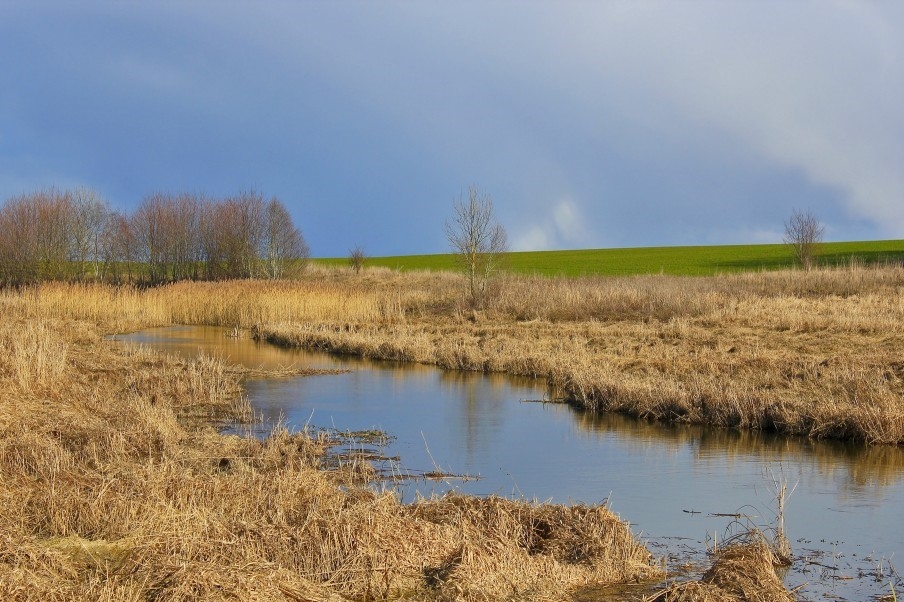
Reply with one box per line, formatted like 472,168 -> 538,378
572,411 -> 904,495
436,371 -> 519,464
120,325 -> 904,601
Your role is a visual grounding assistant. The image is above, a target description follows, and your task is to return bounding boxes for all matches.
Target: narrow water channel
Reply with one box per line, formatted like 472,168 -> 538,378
120,325 -> 904,601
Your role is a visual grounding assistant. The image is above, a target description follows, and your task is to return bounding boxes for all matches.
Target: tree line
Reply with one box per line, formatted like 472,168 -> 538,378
0,187 -> 309,285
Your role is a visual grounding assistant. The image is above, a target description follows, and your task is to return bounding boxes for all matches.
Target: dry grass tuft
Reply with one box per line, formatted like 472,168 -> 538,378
646,536 -> 794,602
407,493 -> 658,600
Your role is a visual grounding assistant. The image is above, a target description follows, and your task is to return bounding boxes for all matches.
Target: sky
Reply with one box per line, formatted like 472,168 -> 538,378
1,1 -> 902,257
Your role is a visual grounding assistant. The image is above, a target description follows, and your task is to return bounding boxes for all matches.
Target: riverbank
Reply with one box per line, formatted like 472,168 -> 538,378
264,265 -> 904,445
0,298 -> 662,599
8,265 -> 904,446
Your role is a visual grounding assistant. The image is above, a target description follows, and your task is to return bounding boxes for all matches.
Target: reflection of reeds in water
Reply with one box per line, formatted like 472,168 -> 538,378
570,410 -> 904,493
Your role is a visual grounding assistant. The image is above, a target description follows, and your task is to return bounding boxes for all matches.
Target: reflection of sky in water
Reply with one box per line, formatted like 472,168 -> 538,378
122,325 -> 904,600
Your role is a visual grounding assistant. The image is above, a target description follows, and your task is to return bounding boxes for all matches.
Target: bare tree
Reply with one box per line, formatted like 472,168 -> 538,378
348,244 -> 366,274
32,189 -> 75,280
209,199 -> 247,279
132,193 -> 172,283
70,187 -> 109,280
0,194 -> 40,284
168,193 -> 201,281
99,210 -> 136,283
237,190 -> 267,278
783,208 -> 825,270
444,185 -> 508,308
198,196 -> 229,280
1,187 -> 308,285
260,197 -> 309,279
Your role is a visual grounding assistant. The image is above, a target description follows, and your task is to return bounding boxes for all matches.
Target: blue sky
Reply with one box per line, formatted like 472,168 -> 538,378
1,2 -> 902,257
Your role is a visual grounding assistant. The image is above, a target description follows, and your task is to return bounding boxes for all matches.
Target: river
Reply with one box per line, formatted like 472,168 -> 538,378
120,325 -> 904,601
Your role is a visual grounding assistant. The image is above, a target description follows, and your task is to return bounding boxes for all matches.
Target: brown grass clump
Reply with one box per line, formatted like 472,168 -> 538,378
0,303 -> 661,599
407,494 -> 657,601
646,537 -> 795,602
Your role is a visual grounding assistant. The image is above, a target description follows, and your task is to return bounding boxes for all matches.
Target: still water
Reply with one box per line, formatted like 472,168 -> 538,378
121,325 -> 904,601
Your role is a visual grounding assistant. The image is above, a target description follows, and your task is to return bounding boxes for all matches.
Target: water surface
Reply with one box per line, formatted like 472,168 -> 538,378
121,325 -> 904,601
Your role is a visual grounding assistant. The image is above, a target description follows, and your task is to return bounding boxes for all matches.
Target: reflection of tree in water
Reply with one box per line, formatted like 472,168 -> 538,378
437,370 -> 541,463
570,408 -> 904,493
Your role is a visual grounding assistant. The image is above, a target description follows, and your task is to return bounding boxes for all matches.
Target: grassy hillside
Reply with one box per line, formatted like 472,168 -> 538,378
315,240 -> 904,276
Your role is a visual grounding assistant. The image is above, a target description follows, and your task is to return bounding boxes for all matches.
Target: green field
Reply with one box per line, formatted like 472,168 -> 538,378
315,240 -> 904,277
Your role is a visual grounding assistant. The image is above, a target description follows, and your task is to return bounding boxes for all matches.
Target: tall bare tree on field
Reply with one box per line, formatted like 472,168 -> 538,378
198,197 -> 228,280
132,193 -> 174,283
209,199 -> 247,279
168,193 -> 201,281
783,208 -> 824,270
31,188 -> 74,281
444,185 -> 508,309
237,190 -> 267,278
209,191 -> 267,279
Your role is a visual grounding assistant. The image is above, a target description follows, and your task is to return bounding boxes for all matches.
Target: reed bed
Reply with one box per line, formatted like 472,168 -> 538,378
255,266 -> 903,444
0,304 -> 661,599
3,264 -> 902,445
259,312 -> 904,444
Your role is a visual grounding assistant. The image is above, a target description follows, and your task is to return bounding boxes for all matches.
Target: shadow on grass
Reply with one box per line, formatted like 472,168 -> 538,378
817,251 -> 904,267
710,257 -> 793,271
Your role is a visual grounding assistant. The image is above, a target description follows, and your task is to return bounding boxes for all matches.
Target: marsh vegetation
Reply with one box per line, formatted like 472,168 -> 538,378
0,288 -> 660,600
3,261 -> 901,599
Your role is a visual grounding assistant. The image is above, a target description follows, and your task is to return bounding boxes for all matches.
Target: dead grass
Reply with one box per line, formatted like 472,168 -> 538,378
252,266 -> 904,445
0,266 -> 848,599
4,265 -> 901,445
0,303 -> 661,599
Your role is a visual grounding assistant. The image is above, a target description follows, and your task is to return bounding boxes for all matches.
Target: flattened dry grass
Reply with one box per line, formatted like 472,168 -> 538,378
0,308 -> 660,600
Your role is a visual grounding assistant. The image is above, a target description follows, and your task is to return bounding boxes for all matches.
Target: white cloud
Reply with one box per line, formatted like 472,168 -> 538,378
512,197 -> 591,251
512,226 -> 551,252
552,200 -> 586,241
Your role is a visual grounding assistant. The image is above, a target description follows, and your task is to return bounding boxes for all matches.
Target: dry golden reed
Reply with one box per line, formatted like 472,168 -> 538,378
4,263 -> 902,445
0,294 -> 662,600
256,265 -> 904,444
1,265 -> 848,599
